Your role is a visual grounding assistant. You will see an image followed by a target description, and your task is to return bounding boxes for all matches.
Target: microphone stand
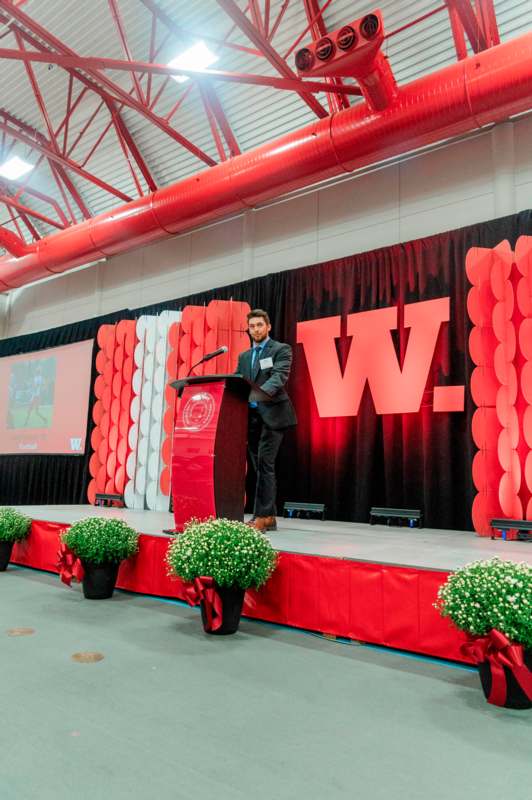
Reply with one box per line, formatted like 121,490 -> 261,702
186,347 -> 227,377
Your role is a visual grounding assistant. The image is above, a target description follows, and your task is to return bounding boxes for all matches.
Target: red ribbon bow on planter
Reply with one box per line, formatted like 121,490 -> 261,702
461,629 -> 532,707
57,542 -> 85,587
185,577 -> 223,632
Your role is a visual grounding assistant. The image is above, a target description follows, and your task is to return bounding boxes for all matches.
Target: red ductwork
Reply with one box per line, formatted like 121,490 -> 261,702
1,32 -> 532,292
0,227 -> 34,258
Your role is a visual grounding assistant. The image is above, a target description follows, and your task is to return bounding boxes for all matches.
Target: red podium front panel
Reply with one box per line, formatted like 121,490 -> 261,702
171,381 -> 224,528
170,376 -> 248,530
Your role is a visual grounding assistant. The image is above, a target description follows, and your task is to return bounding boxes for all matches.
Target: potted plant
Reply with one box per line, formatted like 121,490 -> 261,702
0,507 -> 31,570
166,517 -> 278,635
436,558 -> 532,709
59,517 -> 139,599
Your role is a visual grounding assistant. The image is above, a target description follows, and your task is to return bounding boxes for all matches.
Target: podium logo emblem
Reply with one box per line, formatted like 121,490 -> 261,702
182,391 -> 216,431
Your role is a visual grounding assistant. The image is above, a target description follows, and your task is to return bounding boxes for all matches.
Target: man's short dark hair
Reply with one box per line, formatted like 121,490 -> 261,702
247,309 -> 270,325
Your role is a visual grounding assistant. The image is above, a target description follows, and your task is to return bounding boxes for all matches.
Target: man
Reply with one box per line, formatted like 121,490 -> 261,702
23,364 -> 47,427
237,309 -> 297,532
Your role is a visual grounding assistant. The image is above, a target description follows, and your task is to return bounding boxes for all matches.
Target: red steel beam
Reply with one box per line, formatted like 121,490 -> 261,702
13,31 -> 91,221
164,83 -> 194,123
1,212 -> 25,243
12,209 -> 39,240
108,0 -> 146,105
109,104 -> 144,197
138,0 -> 264,58
48,163 -> 79,224
8,23 -> 157,197
52,163 -> 91,221
0,193 -> 65,229
146,12 -> 157,107
215,0 -> 328,118
384,5 -> 447,42
249,1 -> 264,35
0,47 -> 361,96
199,82 -> 241,157
198,84 -> 227,162
264,0 -> 271,38
140,0 -> 248,156
1,195 -> 40,241
0,2 -> 216,167
444,0 -> 488,53
0,19 -> 150,216
447,3 -> 469,59
111,105 -> 158,191
0,117 -> 133,202
0,106 -> 90,222
62,74 -> 75,154
268,0 -> 289,42
14,30 -> 60,151
12,181 -> 69,226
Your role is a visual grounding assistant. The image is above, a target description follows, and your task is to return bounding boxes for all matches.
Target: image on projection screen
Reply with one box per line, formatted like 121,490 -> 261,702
7,357 -> 57,430
0,339 -> 94,455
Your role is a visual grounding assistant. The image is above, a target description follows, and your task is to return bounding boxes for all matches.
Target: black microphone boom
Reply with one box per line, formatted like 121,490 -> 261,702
187,345 -> 228,376
202,345 -> 228,362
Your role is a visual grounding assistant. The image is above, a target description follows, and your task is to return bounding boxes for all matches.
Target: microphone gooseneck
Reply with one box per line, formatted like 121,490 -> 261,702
187,345 -> 228,376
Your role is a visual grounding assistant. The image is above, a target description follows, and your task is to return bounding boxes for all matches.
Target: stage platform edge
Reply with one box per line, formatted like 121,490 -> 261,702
10,516 -> 475,665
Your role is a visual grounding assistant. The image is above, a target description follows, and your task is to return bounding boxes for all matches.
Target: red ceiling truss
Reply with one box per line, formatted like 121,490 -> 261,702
0,0 -> 528,290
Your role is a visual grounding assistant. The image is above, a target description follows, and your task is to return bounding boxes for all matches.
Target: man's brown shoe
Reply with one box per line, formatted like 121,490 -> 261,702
247,516 -> 277,532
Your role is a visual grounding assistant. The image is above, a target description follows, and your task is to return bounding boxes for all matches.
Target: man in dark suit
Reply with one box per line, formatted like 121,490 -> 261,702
237,309 -> 297,532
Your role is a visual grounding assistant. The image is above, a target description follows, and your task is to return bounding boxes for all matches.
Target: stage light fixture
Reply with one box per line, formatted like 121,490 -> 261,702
0,156 -> 34,180
167,41 -> 218,83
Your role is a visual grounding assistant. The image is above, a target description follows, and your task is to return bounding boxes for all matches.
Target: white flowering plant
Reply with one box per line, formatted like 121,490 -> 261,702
166,518 -> 278,590
0,507 -> 31,542
62,517 -> 139,564
436,558 -> 532,649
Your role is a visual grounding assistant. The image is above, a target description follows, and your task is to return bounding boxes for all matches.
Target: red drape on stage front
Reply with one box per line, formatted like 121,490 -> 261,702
11,521 -> 469,663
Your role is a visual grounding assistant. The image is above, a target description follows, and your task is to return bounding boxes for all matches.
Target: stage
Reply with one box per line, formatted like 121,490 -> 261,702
9,505 -> 532,665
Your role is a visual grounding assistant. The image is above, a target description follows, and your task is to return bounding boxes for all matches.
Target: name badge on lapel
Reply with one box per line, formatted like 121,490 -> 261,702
260,357 -> 273,369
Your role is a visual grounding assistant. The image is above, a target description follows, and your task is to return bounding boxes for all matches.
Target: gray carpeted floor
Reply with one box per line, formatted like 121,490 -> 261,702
1,567 -> 531,800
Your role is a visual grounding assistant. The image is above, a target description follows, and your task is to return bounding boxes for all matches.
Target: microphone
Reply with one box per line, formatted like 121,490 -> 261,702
187,345 -> 228,376
201,345 -> 228,363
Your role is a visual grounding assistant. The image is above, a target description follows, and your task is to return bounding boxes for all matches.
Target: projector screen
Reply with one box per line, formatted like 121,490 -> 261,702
0,339 -> 94,455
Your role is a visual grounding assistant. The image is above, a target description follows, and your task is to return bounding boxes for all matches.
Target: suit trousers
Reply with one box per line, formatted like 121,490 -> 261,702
247,408 -> 285,517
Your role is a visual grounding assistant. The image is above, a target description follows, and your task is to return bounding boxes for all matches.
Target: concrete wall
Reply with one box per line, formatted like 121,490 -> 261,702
2,115 -> 532,339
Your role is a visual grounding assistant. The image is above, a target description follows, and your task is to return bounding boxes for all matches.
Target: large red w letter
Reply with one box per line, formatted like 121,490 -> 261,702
297,298 -> 452,416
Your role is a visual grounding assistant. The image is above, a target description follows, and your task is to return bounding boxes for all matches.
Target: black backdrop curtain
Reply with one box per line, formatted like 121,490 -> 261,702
1,209 -> 531,529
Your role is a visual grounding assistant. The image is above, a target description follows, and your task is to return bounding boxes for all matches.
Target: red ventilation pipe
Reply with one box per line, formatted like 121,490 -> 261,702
1,32 -> 532,291
0,227 -> 33,258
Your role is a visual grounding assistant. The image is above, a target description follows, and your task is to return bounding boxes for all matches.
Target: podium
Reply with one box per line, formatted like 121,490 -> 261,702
169,374 -> 250,531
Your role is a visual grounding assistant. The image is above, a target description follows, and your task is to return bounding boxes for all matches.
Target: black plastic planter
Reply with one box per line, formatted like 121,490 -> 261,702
0,540 -> 14,571
478,649 -> 532,709
81,561 -> 120,599
200,584 -> 245,635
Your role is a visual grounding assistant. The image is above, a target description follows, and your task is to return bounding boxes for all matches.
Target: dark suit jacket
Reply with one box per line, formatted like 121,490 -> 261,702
237,338 -> 297,430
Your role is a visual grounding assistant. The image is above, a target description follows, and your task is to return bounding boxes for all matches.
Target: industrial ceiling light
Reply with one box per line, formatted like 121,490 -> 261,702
0,156 -> 34,180
167,41 -> 218,83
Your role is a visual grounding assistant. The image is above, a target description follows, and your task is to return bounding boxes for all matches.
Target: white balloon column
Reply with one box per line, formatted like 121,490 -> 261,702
125,311 -> 181,511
